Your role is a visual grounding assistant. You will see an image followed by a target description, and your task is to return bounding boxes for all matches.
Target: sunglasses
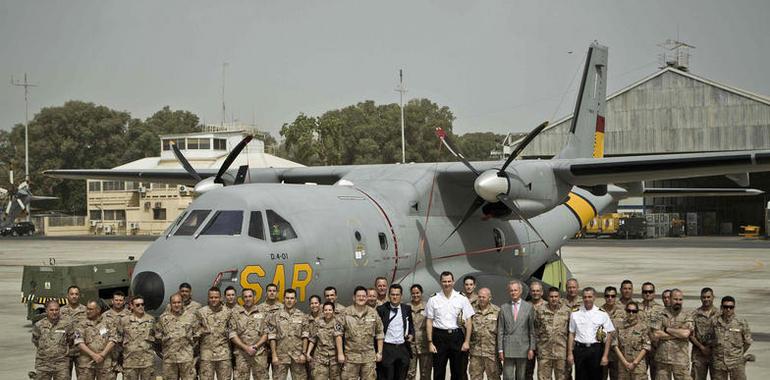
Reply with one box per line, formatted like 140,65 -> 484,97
721,305 -> 734,309
133,303 -> 145,307
625,309 -> 639,313
642,290 -> 655,294
604,294 -> 617,298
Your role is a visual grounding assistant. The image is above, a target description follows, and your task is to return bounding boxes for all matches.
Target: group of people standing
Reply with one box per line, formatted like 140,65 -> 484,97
31,273 -> 752,380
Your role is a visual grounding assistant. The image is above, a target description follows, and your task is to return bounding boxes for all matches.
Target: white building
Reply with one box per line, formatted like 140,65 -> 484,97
86,130 -> 301,235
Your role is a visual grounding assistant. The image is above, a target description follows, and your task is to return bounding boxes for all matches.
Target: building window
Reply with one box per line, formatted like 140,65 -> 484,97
88,181 -> 102,192
125,181 -> 138,190
213,138 -> 227,150
103,181 -> 125,191
153,208 -> 167,220
150,183 -> 167,190
162,139 -> 185,151
103,210 -> 126,221
201,210 -> 243,236
89,210 -> 102,220
186,138 -> 211,150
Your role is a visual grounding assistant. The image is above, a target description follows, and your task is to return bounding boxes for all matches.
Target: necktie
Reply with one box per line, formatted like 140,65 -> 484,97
513,302 -> 519,322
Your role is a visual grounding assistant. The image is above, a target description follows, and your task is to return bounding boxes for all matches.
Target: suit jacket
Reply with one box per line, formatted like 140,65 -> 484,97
376,303 -> 415,344
497,299 -> 537,358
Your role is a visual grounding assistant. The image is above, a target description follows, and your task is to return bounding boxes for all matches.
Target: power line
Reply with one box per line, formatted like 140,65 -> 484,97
10,73 -> 38,222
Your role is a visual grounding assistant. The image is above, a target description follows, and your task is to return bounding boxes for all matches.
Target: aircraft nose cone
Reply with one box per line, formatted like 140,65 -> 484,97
132,271 -> 165,311
474,170 -> 509,202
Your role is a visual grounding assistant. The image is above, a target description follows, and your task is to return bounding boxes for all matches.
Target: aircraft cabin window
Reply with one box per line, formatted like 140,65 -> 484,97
201,210 -> 243,236
266,210 -> 297,242
248,211 -> 265,240
378,232 -> 388,250
174,210 -> 211,236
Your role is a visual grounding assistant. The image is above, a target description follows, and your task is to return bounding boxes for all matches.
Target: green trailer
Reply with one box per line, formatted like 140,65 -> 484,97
20,258 -> 137,322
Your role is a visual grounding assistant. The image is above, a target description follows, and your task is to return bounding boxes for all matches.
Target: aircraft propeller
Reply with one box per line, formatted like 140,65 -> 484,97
170,135 -> 254,194
437,122 -> 550,247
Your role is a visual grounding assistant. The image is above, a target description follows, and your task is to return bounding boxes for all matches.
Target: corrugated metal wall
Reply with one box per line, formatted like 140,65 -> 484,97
522,69 -> 770,157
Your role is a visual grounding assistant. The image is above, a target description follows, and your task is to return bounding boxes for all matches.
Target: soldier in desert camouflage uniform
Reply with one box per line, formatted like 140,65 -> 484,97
60,285 -> 87,379
196,287 -> 233,380
652,289 -> 693,380
711,296 -> 752,380
155,293 -> 198,380
690,287 -> 718,380
613,301 -> 650,380
407,284 -> 431,380
601,286 -> 626,380
340,285 -> 384,380
229,288 -> 270,380
468,288 -> 500,380
525,281 -> 546,380
118,296 -> 156,380
102,291 -> 129,379
269,288 -> 311,380
32,300 -> 73,380
639,282 -> 664,377
74,300 -> 118,380
307,302 -> 345,380
324,286 -> 347,315
534,287 -> 571,380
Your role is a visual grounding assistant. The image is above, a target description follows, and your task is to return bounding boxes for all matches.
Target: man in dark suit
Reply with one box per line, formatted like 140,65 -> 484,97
376,283 -> 415,380
497,280 -> 536,380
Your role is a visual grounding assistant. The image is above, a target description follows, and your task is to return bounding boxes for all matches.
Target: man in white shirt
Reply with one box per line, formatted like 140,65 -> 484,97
567,287 -> 615,380
425,271 -> 475,380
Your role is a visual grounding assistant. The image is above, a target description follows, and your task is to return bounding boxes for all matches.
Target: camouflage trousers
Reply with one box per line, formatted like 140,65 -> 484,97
234,352 -> 268,380
602,359 -> 619,380
537,358 -> 566,380
311,361 -> 342,380
407,352 -> 432,380
655,363 -> 691,380
122,366 -> 154,380
712,362 -> 746,380
200,359 -> 233,380
617,362 -> 647,380
163,360 -> 196,380
468,355 -> 499,380
341,361 -> 376,380
75,367 -> 116,380
34,368 -> 70,380
690,355 -> 712,380
273,360 -> 308,380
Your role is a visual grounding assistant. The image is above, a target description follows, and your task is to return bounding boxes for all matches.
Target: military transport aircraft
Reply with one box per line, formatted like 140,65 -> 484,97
46,42 -> 770,313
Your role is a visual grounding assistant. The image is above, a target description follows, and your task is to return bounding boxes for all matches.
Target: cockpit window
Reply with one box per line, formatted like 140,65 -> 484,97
266,210 -> 297,242
248,211 -> 265,240
174,210 -> 211,236
201,211 -> 243,236
164,211 -> 188,237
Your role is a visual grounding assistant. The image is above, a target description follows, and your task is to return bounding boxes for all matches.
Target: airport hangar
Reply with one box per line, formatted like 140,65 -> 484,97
516,65 -> 770,236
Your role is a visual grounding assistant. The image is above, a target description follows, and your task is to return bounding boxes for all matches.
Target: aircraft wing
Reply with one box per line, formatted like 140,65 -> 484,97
554,150 -> 770,186
641,187 -> 764,197
44,169 -> 220,186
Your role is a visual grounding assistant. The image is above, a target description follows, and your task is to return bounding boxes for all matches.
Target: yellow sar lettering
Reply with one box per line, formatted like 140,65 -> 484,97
239,263 -> 313,302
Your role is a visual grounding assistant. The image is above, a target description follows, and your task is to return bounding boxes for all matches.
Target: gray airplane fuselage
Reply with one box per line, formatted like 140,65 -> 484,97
132,163 -> 612,314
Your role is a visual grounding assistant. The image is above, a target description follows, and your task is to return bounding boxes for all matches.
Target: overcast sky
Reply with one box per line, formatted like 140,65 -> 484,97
1,1 -> 768,138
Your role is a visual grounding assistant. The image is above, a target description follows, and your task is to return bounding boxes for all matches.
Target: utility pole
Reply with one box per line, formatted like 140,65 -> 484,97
11,73 -> 38,222
395,69 -> 407,163
10,73 -> 37,185
221,62 -> 228,127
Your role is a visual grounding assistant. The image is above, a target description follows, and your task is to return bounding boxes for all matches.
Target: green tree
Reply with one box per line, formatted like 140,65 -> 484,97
457,132 -> 506,161
121,106 -> 200,162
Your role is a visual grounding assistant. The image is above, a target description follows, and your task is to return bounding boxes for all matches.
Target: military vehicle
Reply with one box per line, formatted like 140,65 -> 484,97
20,258 -> 136,322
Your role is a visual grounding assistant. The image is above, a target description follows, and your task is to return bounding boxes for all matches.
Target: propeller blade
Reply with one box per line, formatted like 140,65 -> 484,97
496,194 -> 549,248
215,135 -> 253,185
6,200 -> 13,214
170,141 -> 202,182
499,121 -> 549,174
435,127 -> 480,176
442,195 -> 486,245
17,198 -> 26,210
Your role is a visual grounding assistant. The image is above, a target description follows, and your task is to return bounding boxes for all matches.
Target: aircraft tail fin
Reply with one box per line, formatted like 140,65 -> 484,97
557,42 -> 608,160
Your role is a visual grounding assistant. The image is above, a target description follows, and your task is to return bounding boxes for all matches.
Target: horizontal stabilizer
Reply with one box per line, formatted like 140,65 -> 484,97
643,187 -> 764,197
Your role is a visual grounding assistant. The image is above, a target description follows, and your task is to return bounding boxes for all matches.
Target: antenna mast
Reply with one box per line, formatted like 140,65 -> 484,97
395,69 -> 407,163
10,73 -> 38,185
221,62 -> 228,126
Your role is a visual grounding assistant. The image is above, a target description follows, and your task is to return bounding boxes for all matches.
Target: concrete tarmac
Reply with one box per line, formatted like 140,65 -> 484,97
0,236 -> 767,378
